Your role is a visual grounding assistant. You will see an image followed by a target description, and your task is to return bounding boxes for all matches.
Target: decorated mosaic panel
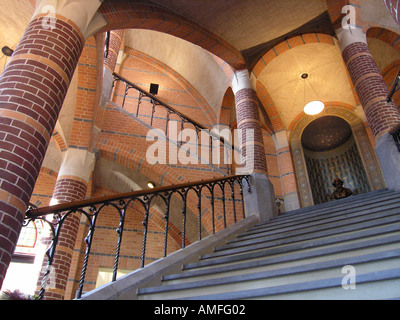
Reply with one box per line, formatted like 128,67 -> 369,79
290,106 -> 386,208
303,136 -> 370,205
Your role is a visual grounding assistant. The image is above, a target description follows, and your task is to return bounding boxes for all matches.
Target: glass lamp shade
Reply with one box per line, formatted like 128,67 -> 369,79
304,100 -> 325,115
147,182 -> 155,189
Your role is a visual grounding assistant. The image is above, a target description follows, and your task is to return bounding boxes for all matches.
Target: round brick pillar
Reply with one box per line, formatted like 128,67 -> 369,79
232,70 -> 278,222
0,15 -> 85,289
232,70 -> 268,175
38,149 -> 95,300
337,27 -> 400,190
338,28 -> 400,139
104,29 -> 124,73
103,30 -> 124,100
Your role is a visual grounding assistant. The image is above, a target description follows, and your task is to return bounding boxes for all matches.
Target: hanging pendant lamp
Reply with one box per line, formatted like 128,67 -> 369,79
302,73 -> 324,115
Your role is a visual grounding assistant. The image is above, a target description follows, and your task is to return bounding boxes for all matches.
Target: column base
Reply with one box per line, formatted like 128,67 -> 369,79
375,132 -> 400,191
244,173 -> 278,223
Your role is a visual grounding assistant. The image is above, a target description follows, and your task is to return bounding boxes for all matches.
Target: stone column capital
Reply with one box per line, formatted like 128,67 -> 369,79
336,27 -> 367,52
59,149 -> 96,184
231,70 -> 254,95
33,0 -> 106,39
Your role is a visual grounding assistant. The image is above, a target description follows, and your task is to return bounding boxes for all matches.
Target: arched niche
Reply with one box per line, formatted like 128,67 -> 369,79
290,106 -> 386,208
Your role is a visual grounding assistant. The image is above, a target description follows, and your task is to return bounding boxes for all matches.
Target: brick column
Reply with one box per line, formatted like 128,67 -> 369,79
38,149 -> 95,300
232,70 -> 278,222
337,27 -> 400,190
104,29 -> 124,73
0,15 -> 85,289
103,30 -> 124,109
232,70 -> 268,174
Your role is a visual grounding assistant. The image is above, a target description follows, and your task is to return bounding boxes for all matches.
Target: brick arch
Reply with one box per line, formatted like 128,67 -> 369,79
382,59 -> 400,108
217,87 -> 235,127
256,80 -> 285,133
94,138 -> 181,188
289,104 -> 386,208
97,0 -> 245,70
252,33 -> 338,79
252,34 -> 340,134
51,127 -> 68,153
288,101 -> 357,131
93,138 -> 223,237
367,27 -> 400,53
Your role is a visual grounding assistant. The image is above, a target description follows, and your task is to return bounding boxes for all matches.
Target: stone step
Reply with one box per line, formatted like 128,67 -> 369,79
161,233 -> 400,283
201,221 -> 400,262
273,188 -> 392,219
133,190 -> 400,300
177,268 -> 400,300
138,249 -> 400,300
234,196 -> 400,242
215,207 -> 400,255
245,191 -> 400,235
249,189 -> 398,232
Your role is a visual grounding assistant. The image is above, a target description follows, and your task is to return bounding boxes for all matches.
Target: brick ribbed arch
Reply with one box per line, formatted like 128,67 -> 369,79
252,34 -> 341,133
97,0 -> 246,70
382,59 -> 400,108
367,27 -> 400,52
92,139 -> 224,238
252,33 -> 338,78
217,87 -> 235,127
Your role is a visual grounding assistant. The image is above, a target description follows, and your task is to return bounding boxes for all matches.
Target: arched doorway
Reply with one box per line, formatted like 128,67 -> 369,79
290,106 -> 386,208
301,116 -> 370,205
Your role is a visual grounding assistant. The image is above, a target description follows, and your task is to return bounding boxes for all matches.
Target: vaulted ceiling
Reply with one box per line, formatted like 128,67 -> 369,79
1,0 -> 400,142
2,0 -> 400,193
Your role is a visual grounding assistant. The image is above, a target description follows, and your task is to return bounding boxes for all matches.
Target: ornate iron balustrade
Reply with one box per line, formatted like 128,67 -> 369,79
390,123 -> 400,152
112,73 -> 239,175
25,175 -> 250,300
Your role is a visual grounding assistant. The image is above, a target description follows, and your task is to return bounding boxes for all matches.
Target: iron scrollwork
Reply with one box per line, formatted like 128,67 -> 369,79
24,175 -> 250,300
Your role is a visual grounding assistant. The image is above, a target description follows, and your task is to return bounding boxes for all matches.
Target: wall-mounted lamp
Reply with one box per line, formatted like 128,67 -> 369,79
147,182 -> 156,189
302,73 -> 324,116
150,83 -> 159,95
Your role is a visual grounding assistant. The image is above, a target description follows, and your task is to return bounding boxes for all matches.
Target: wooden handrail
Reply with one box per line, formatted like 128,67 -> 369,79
26,175 -> 249,218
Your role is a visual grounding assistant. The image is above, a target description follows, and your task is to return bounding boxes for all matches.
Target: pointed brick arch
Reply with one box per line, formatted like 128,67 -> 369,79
367,27 -> 400,52
382,59 -> 400,108
97,0 -> 245,69
252,33 -> 338,79
217,87 -> 235,127
92,138 -> 225,238
252,34 -> 341,134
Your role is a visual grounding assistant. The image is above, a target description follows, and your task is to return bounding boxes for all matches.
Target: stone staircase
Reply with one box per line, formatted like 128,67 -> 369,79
136,189 -> 400,300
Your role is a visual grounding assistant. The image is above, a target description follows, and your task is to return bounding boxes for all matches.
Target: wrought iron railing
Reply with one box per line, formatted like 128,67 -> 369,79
25,175 -> 250,300
390,123 -> 400,152
111,73 -> 239,175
